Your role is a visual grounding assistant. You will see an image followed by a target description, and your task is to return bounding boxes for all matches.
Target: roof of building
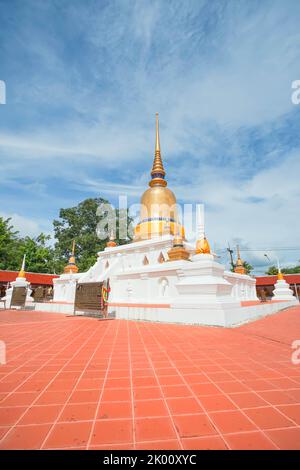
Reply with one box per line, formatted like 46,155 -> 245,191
0,270 -> 59,285
256,274 -> 300,286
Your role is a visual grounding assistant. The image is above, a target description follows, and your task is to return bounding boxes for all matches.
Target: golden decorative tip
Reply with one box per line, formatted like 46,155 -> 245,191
149,113 -> 167,188
64,241 -> 78,273
277,271 -> 284,280
173,224 -> 183,247
195,235 -> 211,254
234,245 -> 246,274
18,254 -> 26,278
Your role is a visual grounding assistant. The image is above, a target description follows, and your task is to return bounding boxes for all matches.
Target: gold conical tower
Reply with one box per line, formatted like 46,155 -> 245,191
195,235 -> 211,254
167,226 -> 189,261
134,114 -> 185,240
18,254 -> 26,278
277,269 -> 284,280
234,245 -> 246,274
149,113 -> 167,187
64,240 -> 79,274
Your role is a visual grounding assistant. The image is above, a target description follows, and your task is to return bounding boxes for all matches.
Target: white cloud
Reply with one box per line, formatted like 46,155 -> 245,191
0,212 -> 52,238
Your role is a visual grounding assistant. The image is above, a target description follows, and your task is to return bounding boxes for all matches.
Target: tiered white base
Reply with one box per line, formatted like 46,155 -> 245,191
1,277 -> 33,308
34,235 -> 298,327
272,279 -> 296,301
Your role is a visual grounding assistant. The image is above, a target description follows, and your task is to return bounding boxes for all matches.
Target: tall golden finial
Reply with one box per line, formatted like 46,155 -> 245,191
18,254 -> 26,278
234,245 -> 246,274
64,240 -> 78,274
195,234 -> 211,254
167,223 -> 189,261
149,113 -> 167,188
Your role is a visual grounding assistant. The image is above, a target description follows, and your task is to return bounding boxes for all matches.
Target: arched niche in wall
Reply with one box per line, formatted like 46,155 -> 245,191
159,277 -> 169,297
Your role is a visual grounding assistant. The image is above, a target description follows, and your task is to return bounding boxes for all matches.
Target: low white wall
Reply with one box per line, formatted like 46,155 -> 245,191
34,302 -> 75,314
112,299 -> 298,327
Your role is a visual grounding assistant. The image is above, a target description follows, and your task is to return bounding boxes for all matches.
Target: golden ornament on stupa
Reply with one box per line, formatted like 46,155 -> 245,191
167,227 -> 190,261
64,240 -> 79,274
195,235 -> 211,254
106,230 -> 117,248
277,270 -> 284,280
134,113 -> 185,241
18,254 -> 26,278
234,245 -> 246,275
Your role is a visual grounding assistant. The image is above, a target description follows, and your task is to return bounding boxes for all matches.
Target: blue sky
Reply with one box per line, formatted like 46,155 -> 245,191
0,0 -> 300,273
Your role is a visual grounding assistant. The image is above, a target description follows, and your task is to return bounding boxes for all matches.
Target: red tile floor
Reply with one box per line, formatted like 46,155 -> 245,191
0,306 -> 300,450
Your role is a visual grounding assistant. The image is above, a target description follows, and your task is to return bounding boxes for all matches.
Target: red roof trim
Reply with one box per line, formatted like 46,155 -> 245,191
255,274 -> 300,286
0,270 -> 59,285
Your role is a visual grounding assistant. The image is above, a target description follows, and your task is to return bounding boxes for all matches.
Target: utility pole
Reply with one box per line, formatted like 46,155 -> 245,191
227,243 -> 235,271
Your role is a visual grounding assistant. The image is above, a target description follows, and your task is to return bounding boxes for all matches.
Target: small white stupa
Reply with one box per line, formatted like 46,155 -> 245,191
53,240 -> 81,303
2,254 -> 34,308
272,270 -> 296,301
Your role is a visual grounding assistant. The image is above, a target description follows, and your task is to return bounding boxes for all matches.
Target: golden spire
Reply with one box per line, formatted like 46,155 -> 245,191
236,245 -> 243,266
64,240 -> 78,274
18,254 -> 26,278
149,113 -> 167,188
195,234 -> 211,255
234,245 -> 246,274
167,224 -> 189,261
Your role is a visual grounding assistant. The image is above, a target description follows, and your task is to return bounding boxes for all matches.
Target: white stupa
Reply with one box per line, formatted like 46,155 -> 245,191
37,114 -> 298,326
272,270 -> 296,302
2,254 -> 34,308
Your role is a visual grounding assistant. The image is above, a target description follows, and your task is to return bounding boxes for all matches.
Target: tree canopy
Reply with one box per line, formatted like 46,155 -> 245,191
266,262 -> 300,275
0,217 -> 54,273
0,197 -> 133,274
53,197 -> 133,272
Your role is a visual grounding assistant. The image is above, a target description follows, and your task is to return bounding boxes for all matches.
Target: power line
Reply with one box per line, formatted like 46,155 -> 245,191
217,247 -> 300,253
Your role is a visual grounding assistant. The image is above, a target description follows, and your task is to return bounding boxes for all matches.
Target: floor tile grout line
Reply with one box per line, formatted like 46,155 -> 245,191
0,320 -> 105,445
0,322 -> 94,401
213,347 -> 300,430
160,325 -> 283,450
0,321 -> 77,384
86,320 -> 122,450
0,320 -> 90,393
143,323 -> 232,450
127,321 -> 136,449
2,418 -> 299,436
39,320 -> 115,449
134,322 -> 184,450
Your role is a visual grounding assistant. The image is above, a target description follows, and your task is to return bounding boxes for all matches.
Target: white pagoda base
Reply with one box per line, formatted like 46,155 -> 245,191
272,278 -> 297,302
2,276 -> 34,308
40,234 -> 298,327
53,272 -> 82,303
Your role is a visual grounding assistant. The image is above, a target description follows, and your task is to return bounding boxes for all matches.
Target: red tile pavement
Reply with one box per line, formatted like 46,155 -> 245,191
0,306 -> 299,449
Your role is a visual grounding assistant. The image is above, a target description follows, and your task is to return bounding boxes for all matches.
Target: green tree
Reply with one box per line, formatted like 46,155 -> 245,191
0,217 -> 55,273
266,261 -> 300,275
53,198 -> 133,273
20,234 -> 55,273
0,217 -> 23,270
